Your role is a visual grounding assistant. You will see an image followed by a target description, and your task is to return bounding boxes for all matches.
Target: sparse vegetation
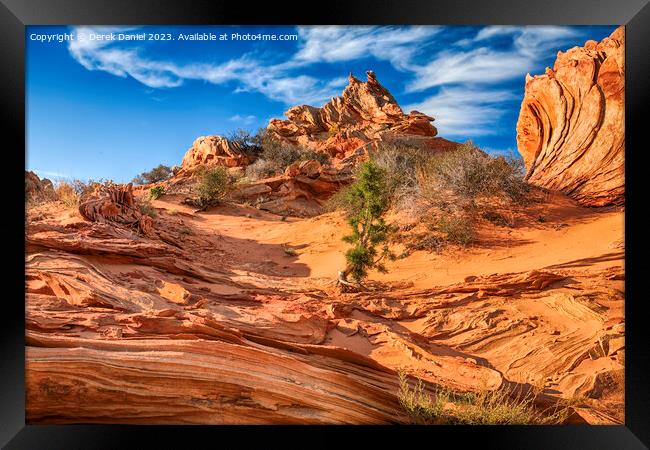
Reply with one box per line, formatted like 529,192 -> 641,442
338,161 -> 396,286
227,128 -> 265,159
194,166 -> 231,207
139,199 -> 157,218
397,371 -> 575,425
54,182 -> 81,209
149,186 -> 165,200
358,140 -> 529,253
178,226 -> 192,235
132,164 -> 173,185
245,137 -> 330,181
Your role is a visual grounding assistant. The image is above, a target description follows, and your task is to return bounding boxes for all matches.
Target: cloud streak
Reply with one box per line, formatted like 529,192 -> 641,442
66,25 -> 602,139
405,87 -> 519,137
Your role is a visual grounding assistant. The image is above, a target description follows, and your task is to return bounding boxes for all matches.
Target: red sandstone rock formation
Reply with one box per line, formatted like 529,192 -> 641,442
25,170 -> 55,203
178,135 -> 251,175
232,159 -> 352,217
79,183 -> 155,236
268,70 -> 454,158
516,26 -> 625,207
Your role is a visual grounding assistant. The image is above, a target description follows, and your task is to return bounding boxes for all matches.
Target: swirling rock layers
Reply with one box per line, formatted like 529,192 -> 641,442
516,26 -> 624,207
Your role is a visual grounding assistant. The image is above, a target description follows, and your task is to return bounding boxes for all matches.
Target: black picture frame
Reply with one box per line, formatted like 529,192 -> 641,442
2,0 -> 648,448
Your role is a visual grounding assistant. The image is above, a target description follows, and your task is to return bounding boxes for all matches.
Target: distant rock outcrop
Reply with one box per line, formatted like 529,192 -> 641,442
25,170 -> 55,203
516,26 -> 624,207
178,135 -> 251,175
268,70 -> 456,158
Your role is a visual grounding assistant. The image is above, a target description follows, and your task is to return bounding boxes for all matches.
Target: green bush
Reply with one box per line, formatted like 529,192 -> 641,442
195,166 -> 231,207
149,186 -> 165,200
132,164 -> 172,185
339,161 -> 396,284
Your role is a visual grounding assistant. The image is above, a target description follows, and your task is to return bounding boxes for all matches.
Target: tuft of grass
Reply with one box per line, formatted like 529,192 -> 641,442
397,371 -> 575,425
167,208 -> 179,216
398,371 -> 447,424
149,186 -> 165,200
178,226 -> 192,235
139,200 -> 157,218
537,215 -> 547,223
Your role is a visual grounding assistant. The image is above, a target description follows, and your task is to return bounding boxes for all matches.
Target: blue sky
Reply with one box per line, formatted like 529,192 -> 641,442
26,25 -> 618,183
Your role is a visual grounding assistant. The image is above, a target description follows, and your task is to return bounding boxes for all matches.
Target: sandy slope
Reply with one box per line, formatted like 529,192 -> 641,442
25,192 -> 624,424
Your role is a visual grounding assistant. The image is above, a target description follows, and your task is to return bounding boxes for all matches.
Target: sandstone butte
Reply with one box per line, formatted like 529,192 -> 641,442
516,26 -> 624,207
170,71 -> 459,217
25,63 -> 625,424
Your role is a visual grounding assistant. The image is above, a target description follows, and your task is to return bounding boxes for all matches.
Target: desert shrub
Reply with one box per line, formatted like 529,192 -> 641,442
327,124 -> 339,138
421,142 -> 528,203
245,138 -> 330,180
132,164 -> 172,185
194,166 -> 231,207
397,372 -> 573,425
370,142 -> 425,202
339,161 -> 396,284
431,214 -> 476,246
149,186 -> 165,200
54,182 -> 80,209
139,200 -> 157,218
228,128 -> 265,158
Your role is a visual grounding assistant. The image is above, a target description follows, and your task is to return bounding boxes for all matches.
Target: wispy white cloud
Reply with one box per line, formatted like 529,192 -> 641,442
292,26 -> 440,70
66,25 -> 595,141
229,114 -> 257,124
406,48 -> 534,92
406,26 -> 584,92
405,87 -> 518,137
67,26 -> 343,105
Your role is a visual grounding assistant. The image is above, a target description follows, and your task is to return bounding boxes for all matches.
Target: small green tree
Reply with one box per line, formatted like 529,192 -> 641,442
338,161 -> 396,287
195,166 -> 230,208
132,164 -> 172,185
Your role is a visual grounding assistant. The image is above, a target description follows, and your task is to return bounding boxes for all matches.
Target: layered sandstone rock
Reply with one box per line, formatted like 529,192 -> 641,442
516,26 -> 625,207
232,159 -> 353,217
268,70 -> 455,158
179,135 -> 251,174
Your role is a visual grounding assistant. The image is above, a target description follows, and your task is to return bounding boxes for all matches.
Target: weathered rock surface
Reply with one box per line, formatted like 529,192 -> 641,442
179,135 -> 251,175
268,70 -> 455,158
516,26 -> 624,207
25,195 -> 625,424
231,159 -> 353,217
25,171 -> 55,203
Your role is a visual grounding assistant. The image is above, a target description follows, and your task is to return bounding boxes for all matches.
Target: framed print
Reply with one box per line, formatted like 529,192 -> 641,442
2,0 -> 649,448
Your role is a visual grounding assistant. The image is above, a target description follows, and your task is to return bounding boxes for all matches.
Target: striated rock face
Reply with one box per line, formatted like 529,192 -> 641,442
268,71 -> 455,158
516,26 -> 624,207
179,135 -> 251,174
232,159 -> 353,217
